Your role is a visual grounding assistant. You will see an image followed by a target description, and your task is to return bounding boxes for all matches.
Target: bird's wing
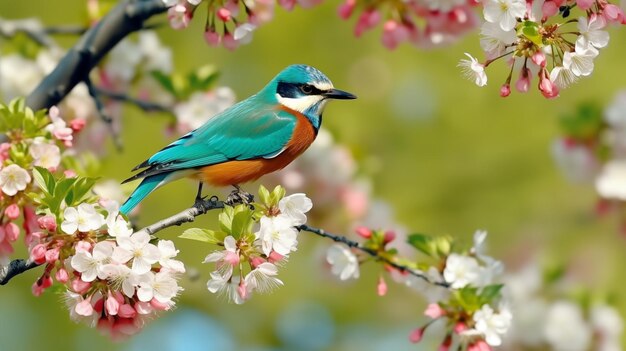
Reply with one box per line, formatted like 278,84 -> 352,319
123,101 -> 297,183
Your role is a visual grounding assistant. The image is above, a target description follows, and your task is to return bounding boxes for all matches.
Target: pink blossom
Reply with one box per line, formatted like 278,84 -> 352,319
377,275 -> 388,296
4,204 -> 19,219
531,51 -> 547,67
268,251 -> 284,263
338,0 -> 356,19
500,83 -> 511,97
168,4 -> 192,29
4,222 -> 19,241
355,226 -> 372,239
30,243 -> 47,264
118,304 -> 137,319
0,143 -> 10,162
278,0 -> 296,10
515,67 -> 531,92
75,240 -> 92,253
22,206 -> 39,238
71,277 -> 91,294
38,215 -> 57,232
69,118 -> 86,132
55,268 -> 69,283
454,322 -> 469,334
45,247 -> 60,263
354,10 -> 381,37
75,297 -> 94,316
63,169 -> 77,178
46,106 -> 73,144
603,4 -> 625,23
468,340 -> 492,351
222,33 -> 238,51
542,1 -> 559,18
217,7 -> 231,21
204,29 -> 220,46
105,292 -> 120,315
539,70 -> 560,98
424,303 -> 447,318
409,326 -> 425,343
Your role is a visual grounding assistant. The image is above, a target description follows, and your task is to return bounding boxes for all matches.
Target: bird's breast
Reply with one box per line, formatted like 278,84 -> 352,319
199,106 -> 317,186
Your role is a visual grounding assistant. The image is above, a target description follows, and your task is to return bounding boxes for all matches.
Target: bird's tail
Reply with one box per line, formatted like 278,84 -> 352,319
120,172 -> 171,215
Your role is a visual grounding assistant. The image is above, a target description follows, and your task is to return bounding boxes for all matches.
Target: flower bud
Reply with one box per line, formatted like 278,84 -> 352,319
38,215 -> 57,232
4,204 -> 20,220
30,244 -> 47,264
500,83 -> 511,97
55,268 -> 69,283
355,226 -> 372,239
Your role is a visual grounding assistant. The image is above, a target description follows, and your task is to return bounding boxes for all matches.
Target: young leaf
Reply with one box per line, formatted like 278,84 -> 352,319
407,233 -> 436,257
179,228 -> 226,244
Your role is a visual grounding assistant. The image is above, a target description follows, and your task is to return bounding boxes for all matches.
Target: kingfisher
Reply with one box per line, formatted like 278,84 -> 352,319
119,64 -> 356,215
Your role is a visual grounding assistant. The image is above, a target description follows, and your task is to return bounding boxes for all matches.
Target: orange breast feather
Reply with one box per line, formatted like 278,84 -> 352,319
200,106 -> 316,187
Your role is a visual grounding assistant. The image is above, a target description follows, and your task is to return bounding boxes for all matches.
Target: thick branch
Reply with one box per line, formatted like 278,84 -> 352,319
0,259 -> 39,285
298,224 -> 450,288
25,0 -> 167,110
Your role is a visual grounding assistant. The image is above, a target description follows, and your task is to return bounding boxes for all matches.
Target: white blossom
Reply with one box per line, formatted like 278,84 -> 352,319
596,160 -> 626,200
158,240 -> 186,273
0,54 -> 43,100
207,272 -> 246,304
137,270 -> 181,303
591,305 -> 624,351
204,235 -> 239,278
71,241 -> 115,282
563,46 -> 598,77
0,164 -> 31,196
405,267 -> 450,302
483,0 -> 526,31
63,291 -> 99,327
551,139 -> 599,183
471,304 -> 512,346
278,193 -> 313,225
106,214 -> 133,238
174,88 -> 236,131
326,244 -> 360,280
113,231 -> 161,274
233,24 -> 256,45
255,215 -> 298,256
137,31 -> 173,73
100,263 -> 139,298
544,301 -> 592,351
480,22 -> 517,59
576,15 -> 609,51
443,253 -> 481,288
244,262 -> 283,294
29,138 -> 61,170
459,53 -> 488,87
550,66 -> 579,89
61,203 -> 105,234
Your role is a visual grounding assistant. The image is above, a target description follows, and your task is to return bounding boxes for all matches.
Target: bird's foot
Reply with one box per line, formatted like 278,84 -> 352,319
226,186 -> 254,207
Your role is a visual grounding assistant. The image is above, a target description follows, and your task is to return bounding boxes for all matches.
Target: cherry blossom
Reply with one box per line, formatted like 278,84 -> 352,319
459,53 -> 488,87
278,193 -> 313,225
255,215 -> 298,256
595,160 -> 626,200
71,241 -> 115,282
326,244 -> 359,280
0,164 -> 31,196
443,253 -> 481,288
157,240 -> 186,273
112,232 -> 161,274
470,304 -> 512,346
137,270 -> 181,304
482,0 -> 526,31
244,262 -> 283,294
61,203 -> 105,234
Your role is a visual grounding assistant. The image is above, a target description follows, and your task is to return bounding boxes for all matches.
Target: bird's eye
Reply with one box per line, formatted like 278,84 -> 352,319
300,84 -> 314,94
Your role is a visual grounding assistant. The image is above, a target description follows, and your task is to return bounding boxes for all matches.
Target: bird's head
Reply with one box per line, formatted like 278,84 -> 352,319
264,65 -> 356,128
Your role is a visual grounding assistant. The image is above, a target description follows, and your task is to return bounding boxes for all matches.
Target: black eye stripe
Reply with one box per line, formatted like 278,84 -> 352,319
277,81 -> 324,98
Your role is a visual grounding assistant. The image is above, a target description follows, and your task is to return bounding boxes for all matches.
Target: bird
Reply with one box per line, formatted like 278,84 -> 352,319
119,64 -> 356,215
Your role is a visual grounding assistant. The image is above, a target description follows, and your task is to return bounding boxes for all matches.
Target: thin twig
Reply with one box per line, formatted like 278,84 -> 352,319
297,224 -> 450,288
0,17 -> 57,48
93,86 -> 173,113
84,77 -> 123,150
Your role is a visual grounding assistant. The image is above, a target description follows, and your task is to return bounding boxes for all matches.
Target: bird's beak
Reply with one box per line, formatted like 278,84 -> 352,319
323,88 -> 357,100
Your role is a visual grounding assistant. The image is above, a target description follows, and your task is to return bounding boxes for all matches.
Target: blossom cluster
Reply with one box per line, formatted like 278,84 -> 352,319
324,227 -> 511,350
162,0 -> 321,51
504,262 -> 623,350
337,0 -> 479,49
552,90 -> 626,231
181,185 -> 312,303
0,101 -> 84,267
26,168 -> 184,338
460,0 -> 625,98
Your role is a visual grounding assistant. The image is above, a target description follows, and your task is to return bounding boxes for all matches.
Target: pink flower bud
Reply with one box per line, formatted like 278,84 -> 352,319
576,0 -> 594,10
118,304 -> 137,319
603,4 -> 625,23
439,334 -> 452,351
106,293 -> 120,316
32,281 -> 45,296
222,33 -> 238,51
409,326 -> 425,343
383,230 -> 396,244
75,298 -> 94,316
355,226 -> 372,239
204,30 -> 221,46
500,83 -> 511,97
22,206 -> 39,236
0,143 -> 10,161
217,8 -> 232,21
150,298 -> 170,311
531,51 -> 546,67
337,0 -> 356,19
93,297 -> 104,313
453,322 -> 469,334
250,256 -> 266,268
238,280 -> 249,300
5,222 -> 19,241
515,68 -> 530,93
30,244 -> 47,264
40,275 -> 53,289
63,169 -> 77,178
278,0 -> 296,11
539,71 -> 559,99
354,10 -> 380,37
55,268 -> 69,283
75,240 -> 92,253
468,340 -> 492,351
377,276 -> 387,296
38,215 -> 57,232
4,204 -> 20,220
268,251 -> 284,263
71,278 -> 91,294
45,247 -> 60,264
424,303 -> 446,318
224,0 -> 240,16
542,1 -> 559,18
69,118 -> 86,132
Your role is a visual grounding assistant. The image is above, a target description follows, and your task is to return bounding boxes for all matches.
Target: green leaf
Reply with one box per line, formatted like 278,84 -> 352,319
258,185 -> 270,206
33,166 -> 55,194
219,206 -> 234,234
179,228 -> 226,244
151,71 -> 177,96
479,284 -> 504,304
231,205 -> 253,238
407,233 -> 436,257
519,21 -> 543,47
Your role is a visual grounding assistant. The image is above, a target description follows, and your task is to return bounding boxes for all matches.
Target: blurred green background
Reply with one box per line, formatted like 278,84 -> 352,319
1,0 -> 626,350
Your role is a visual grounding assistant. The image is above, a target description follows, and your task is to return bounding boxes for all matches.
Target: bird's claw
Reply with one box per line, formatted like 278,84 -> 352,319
226,188 -> 254,207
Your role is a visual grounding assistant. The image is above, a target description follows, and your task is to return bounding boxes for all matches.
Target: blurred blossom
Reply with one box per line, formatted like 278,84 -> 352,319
0,54 -> 45,100
596,160 -> 626,200
544,301 -> 592,351
551,138 -> 599,183
326,244 -> 360,280
174,88 -> 236,132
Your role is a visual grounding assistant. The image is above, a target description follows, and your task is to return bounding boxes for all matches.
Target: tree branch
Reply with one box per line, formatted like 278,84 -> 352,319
93,86 -> 173,113
0,259 -> 39,286
298,224 -> 450,288
25,0 -> 168,110
0,17 -> 57,48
